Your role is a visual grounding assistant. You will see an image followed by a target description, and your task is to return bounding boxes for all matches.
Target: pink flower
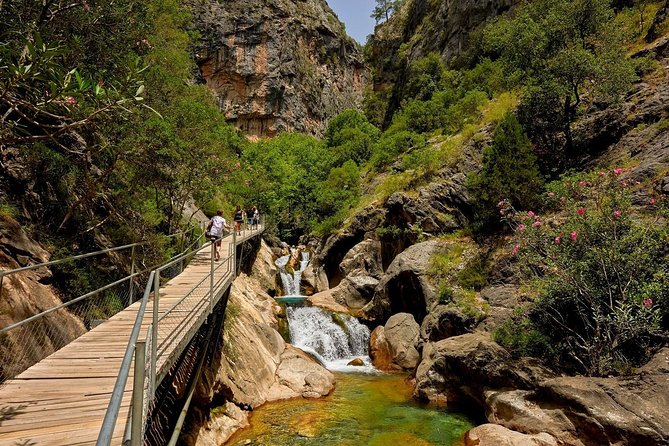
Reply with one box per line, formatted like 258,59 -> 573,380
554,236 -> 561,244
517,224 -> 526,232
235,162 -> 241,169
527,211 -> 535,217
613,210 -> 622,218
532,221 -> 543,227
598,171 -> 606,177
613,167 -> 623,175
643,298 -> 653,308
547,192 -> 555,198
621,181 -> 628,187
650,197 -> 656,205
578,181 -> 586,187
65,96 -> 77,104
497,200 -> 506,208
500,209 -> 505,215
570,231 -> 578,241
576,208 -> 586,216
512,244 -> 520,255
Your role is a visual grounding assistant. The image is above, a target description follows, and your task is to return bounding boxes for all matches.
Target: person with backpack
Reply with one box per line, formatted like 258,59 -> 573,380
206,210 -> 229,261
233,205 -> 243,236
246,206 -> 254,230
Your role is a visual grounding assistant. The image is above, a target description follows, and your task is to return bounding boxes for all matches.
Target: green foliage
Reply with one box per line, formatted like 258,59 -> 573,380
468,113 -> 544,233
476,0 -> 637,159
498,169 -> 669,375
325,110 -> 381,166
494,317 -> 555,358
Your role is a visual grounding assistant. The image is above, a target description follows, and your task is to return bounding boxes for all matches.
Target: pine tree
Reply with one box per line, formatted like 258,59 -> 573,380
468,113 -> 544,233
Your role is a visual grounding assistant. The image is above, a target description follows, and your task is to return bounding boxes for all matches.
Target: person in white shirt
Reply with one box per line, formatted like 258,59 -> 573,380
207,210 -> 230,261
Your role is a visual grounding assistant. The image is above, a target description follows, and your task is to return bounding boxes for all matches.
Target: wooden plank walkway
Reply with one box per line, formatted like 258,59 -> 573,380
0,227 -> 263,446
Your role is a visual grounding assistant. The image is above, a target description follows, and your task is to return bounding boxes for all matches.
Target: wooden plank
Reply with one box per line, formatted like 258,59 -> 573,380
0,228 -> 263,445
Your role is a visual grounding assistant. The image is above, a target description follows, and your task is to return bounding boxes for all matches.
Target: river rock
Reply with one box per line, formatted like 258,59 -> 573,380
384,313 -> 421,370
363,240 -> 445,323
414,333 -> 552,404
269,345 -> 335,400
420,304 -> 476,342
369,326 -> 395,371
250,239 -> 278,295
347,358 -> 364,366
464,424 -> 558,446
185,402 -> 250,446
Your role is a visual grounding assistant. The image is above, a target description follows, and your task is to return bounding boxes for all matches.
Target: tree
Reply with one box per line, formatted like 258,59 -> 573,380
468,113 -> 544,233
479,0 -> 637,160
371,0 -> 404,24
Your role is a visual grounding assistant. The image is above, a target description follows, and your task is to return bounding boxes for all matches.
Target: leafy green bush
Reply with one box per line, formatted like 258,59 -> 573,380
468,113 -> 544,233
497,169 -> 668,375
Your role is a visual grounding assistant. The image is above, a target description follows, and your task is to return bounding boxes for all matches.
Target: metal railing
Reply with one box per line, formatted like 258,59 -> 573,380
98,221 -> 266,446
0,231 -> 199,384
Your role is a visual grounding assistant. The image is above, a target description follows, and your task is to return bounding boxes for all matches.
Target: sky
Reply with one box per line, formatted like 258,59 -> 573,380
326,0 -> 377,44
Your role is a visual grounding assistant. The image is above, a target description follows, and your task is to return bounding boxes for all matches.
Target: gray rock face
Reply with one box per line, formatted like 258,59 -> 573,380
478,285 -> 523,332
414,333 -> 552,404
384,312 -> 421,370
420,304 -> 477,342
192,0 -> 367,138
415,332 -> 669,446
339,238 -> 383,279
250,239 -> 278,295
363,240 -> 444,323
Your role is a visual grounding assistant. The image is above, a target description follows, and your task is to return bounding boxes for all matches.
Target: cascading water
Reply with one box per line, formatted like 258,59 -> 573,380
275,251 -> 310,296
286,306 -> 374,372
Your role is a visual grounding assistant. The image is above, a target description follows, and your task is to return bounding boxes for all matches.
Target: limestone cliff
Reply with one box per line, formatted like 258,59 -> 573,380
191,0 -> 367,139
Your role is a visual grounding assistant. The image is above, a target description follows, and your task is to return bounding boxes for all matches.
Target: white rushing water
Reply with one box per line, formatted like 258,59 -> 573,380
286,306 -> 376,373
275,251 -> 310,296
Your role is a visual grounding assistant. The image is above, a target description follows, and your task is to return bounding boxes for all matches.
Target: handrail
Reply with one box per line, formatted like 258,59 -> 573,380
96,270 -> 155,446
0,231 -> 186,279
0,233 -> 204,336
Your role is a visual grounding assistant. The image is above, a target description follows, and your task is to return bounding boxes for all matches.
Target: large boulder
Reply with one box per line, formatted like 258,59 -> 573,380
339,238 -> 383,279
384,313 -> 421,370
465,424 -> 558,446
414,333 -> 552,405
369,326 -> 395,370
363,240 -> 445,323
268,345 -> 335,400
420,304 -> 477,342
250,239 -> 278,295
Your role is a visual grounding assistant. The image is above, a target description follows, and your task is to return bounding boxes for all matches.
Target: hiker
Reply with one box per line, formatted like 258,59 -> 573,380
207,210 -> 229,261
252,206 -> 260,229
246,206 -> 254,230
234,205 -> 243,235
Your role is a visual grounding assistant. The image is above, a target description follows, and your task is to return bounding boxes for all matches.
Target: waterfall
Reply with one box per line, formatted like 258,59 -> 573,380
286,306 -> 374,372
275,251 -> 310,296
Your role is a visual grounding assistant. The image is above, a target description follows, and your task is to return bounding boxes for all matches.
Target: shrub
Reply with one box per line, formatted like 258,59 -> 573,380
468,112 -> 544,233
497,168 -> 668,375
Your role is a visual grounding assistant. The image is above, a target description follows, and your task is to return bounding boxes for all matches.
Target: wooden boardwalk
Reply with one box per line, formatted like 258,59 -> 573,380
0,228 -> 262,446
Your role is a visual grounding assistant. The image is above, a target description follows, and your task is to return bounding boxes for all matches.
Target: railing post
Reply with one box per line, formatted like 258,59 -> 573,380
233,230 -> 237,277
151,270 -> 159,392
128,246 -> 136,305
209,241 -> 215,314
131,340 -> 146,446
0,272 -> 4,302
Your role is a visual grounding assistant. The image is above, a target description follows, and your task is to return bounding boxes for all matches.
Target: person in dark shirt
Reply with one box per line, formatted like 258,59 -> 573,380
233,205 -> 243,236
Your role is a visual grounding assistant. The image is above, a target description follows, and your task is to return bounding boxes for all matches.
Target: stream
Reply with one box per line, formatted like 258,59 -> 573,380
225,253 -> 475,445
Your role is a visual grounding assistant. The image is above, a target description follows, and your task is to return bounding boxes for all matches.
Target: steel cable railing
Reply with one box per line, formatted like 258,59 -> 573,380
99,222 -> 266,446
0,231 -> 199,384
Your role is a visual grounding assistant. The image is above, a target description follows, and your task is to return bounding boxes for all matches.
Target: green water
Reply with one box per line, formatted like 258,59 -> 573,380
226,372 -> 473,446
